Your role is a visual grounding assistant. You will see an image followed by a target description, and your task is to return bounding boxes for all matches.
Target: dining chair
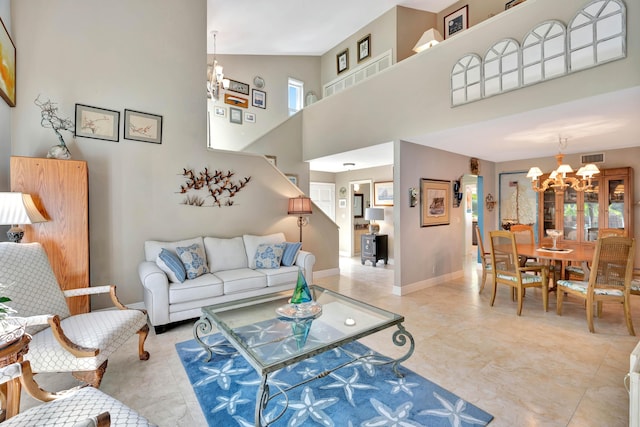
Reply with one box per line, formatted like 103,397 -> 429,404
556,236 -> 635,335
489,230 -> 549,315
565,229 -> 625,280
509,224 -> 540,266
475,227 -> 493,294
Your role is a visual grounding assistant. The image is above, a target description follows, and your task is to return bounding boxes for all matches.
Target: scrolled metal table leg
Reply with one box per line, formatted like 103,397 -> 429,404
390,324 -> 415,377
255,375 -> 270,427
193,316 -> 214,362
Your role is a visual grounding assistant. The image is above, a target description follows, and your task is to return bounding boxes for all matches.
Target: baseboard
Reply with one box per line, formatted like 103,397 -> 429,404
392,270 -> 464,296
127,301 -> 146,310
313,267 -> 340,279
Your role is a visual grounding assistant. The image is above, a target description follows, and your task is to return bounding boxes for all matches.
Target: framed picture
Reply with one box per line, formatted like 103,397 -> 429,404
498,171 -> 538,229
357,34 -> 371,63
374,181 -> 394,206
337,48 -> 349,74
252,89 -> 266,109
0,18 -> 16,107
124,109 -> 163,144
444,5 -> 469,39
214,106 -> 226,117
505,0 -> 526,9
265,155 -> 276,166
229,107 -> 242,124
339,199 -> 347,208
75,104 -> 120,142
420,179 -> 450,227
227,79 -> 250,95
353,194 -> 363,218
224,93 -> 249,108
244,112 -> 256,123
286,174 -> 298,186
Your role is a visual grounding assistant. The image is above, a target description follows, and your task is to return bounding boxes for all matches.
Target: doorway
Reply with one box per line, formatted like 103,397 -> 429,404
351,180 -> 372,257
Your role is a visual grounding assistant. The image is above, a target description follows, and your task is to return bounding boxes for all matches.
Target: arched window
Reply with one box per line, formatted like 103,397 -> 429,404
483,39 -> 520,97
451,54 -> 482,106
522,20 -> 567,86
568,0 -> 626,71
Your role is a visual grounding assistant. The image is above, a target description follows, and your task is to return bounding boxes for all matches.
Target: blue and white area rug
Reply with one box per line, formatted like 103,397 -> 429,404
176,334 -> 493,426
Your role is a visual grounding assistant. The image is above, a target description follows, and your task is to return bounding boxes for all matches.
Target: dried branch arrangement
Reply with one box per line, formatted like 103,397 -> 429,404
178,167 -> 251,207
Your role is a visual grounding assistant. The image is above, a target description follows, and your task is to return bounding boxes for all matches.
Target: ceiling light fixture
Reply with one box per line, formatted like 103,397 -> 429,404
207,31 -> 230,101
412,28 -> 444,53
526,137 -> 600,193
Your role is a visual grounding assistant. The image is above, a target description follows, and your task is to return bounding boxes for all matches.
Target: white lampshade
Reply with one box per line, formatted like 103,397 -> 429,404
364,208 -> 384,221
556,164 -> 573,176
0,192 -> 47,225
413,28 -> 444,53
526,167 -> 543,179
577,163 -> 600,178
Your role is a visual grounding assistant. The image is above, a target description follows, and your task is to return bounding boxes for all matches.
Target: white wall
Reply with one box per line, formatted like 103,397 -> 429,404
0,0 -> 12,241
8,0 -> 338,307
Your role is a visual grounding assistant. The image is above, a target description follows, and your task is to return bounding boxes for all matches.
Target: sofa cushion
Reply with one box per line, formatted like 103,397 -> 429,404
281,242 -> 302,266
176,243 -> 209,279
168,273 -> 223,304
156,249 -> 187,283
258,266 -> 300,287
204,237 -> 248,272
144,237 -> 204,262
214,269 -> 267,294
254,243 -> 286,269
243,233 -> 286,269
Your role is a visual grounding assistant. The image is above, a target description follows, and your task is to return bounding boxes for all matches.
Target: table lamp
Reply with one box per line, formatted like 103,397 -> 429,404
288,196 -> 312,243
0,192 -> 48,243
365,208 -> 384,234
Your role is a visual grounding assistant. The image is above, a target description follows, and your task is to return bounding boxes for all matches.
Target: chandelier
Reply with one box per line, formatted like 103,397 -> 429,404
526,138 -> 600,193
207,31 -> 229,100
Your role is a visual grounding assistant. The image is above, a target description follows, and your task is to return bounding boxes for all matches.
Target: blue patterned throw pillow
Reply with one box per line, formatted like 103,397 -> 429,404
157,248 -> 187,283
281,242 -> 302,266
176,243 -> 209,279
254,243 -> 286,269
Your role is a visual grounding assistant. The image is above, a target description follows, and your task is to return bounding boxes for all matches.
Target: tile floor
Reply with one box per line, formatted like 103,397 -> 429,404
21,256 -> 640,426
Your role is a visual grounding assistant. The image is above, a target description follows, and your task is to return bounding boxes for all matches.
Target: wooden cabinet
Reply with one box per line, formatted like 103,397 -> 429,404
538,167 -> 634,247
361,234 -> 388,266
10,157 -> 89,314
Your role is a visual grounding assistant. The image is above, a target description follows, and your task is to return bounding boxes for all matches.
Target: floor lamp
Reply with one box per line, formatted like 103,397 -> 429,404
288,196 -> 312,243
0,192 -> 48,243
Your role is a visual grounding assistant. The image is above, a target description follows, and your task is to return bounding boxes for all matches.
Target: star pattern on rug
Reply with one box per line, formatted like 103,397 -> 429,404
363,397 -> 423,427
194,358 -> 250,390
418,391 -> 488,426
385,377 -> 420,397
321,369 -> 378,407
286,386 -> 339,427
212,390 -> 250,415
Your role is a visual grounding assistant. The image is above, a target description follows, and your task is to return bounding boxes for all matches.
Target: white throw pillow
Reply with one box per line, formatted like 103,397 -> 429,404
204,237 -> 248,272
243,233 -> 286,269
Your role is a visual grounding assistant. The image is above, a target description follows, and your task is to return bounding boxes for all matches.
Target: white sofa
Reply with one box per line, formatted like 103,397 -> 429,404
138,233 -> 315,333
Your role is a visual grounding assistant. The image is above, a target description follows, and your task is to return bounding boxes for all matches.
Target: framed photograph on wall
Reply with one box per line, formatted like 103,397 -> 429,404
227,79 -> 250,95
357,34 -> 371,62
420,178 -> 450,227
443,5 -> 469,39
337,48 -> 349,74
244,112 -> 256,123
252,89 -> 266,109
505,0 -> 526,9
75,104 -> 120,142
124,109 -> 163,144
286,174 -> 298,186
0,17 -> 16,107
374,181 -> 394,206
229,107 -> 242,124
214,106 -> 226,117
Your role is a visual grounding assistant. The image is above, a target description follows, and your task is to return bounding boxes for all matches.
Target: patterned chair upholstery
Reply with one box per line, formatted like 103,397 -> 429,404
0,360 -> 156,426
0,242 -> 150,387
489,230 -> 549,315
556,236 -> 635,335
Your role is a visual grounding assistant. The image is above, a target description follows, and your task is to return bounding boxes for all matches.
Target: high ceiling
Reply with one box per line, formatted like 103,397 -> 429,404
207,1 -> 640,172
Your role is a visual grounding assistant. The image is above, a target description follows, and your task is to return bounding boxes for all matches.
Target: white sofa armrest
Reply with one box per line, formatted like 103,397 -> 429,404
138,261 -> 170,327
295,250 -> 316,283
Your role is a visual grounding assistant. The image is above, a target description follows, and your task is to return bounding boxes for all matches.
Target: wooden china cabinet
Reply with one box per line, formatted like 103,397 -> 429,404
537,166 -> 634,248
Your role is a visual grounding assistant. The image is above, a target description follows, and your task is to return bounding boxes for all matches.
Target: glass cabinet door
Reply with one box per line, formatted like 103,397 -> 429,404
563,187 -> 578,241
542,188 -> 556,236
583,180 -> 600,241
607,178 -> 626,230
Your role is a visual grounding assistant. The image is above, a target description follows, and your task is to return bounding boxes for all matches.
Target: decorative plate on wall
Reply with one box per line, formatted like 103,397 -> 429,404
253,76 -> 265,89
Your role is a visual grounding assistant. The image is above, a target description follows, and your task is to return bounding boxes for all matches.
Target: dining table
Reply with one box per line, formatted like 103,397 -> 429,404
516,243 -> 595,286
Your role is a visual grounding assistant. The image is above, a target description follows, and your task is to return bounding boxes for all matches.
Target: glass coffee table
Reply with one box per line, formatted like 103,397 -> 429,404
193,284 -> 414,427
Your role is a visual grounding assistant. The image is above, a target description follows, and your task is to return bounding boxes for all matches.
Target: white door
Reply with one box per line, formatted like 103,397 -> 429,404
310,182 -> 335,222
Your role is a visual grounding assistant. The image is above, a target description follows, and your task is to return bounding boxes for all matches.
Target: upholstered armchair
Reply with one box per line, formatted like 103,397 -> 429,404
0,242 -> 149,387
0,360 -> 156,426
